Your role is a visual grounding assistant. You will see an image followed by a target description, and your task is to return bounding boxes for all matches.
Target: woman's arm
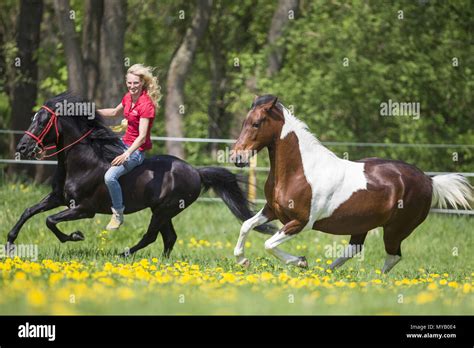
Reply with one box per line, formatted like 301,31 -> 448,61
97,103 -> 124,118
111,118 -> 150,166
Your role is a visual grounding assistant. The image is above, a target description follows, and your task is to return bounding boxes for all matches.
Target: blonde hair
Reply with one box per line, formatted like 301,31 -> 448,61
126,64 -> 162,107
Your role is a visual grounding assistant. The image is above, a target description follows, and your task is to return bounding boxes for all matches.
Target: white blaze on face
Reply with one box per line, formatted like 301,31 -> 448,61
32,112 -> 39,122
279,105 -> 368,229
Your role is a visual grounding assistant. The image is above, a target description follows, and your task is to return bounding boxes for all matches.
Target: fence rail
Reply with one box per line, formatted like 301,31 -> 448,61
1,131 -> 472,216
2,129 -> 474,148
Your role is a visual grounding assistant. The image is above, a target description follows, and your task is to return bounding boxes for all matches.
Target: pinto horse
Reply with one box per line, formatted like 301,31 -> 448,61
231,95 -> 473,273
8,93 -> 274,256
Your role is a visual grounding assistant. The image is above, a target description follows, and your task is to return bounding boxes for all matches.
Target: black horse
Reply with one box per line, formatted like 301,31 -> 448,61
8,93 -> 273,256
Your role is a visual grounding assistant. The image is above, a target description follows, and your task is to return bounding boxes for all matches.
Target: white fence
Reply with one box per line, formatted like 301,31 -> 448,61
1,129 -> 473,215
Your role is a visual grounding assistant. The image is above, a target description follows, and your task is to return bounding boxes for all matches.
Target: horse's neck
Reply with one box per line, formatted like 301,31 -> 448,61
58,128 -> 106,173
269,122 -> 341,184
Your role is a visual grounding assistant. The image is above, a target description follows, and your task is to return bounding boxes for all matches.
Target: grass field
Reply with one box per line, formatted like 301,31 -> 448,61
0,182 -> 472,315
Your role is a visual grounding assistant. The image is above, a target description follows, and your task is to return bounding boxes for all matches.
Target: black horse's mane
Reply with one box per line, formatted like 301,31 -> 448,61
45,92 -> 124,163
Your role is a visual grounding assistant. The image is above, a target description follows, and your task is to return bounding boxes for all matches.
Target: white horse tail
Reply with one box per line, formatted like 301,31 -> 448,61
431,174 -> 473,209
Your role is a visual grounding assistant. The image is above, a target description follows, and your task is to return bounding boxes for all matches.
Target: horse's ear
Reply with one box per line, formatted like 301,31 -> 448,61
263,96 -> 278,111
271,97 -> 278,109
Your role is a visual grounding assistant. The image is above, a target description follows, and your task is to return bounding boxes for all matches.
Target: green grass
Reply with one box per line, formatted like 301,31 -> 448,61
0,182 -> 472,315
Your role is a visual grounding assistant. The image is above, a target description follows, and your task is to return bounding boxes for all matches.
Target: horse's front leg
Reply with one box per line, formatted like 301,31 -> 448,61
233,205 -> 273,266
45,207 -> 95,243
7,192 -> 63,245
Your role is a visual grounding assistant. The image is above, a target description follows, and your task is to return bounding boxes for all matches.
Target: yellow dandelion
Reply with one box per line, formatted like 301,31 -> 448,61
324,295 -> 338,305
416,292 -> 435,304
447,281 -> 458,288
261,272 -> 274,281
14,272 -> 27,281
27,289 -> 46,307
462,283 -> 471,294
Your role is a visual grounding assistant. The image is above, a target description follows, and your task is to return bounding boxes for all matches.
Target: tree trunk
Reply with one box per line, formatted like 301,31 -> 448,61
267,0 -> 299,76
8,0 -> 43,179
53,0 -> 86,96
83,0 -> 103,102
99,0 -> 126,127
165,0 -> 212,158
207,30 -> 228,158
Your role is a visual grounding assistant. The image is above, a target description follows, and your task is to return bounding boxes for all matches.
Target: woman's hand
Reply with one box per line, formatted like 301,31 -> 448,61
111,152 -> 130,166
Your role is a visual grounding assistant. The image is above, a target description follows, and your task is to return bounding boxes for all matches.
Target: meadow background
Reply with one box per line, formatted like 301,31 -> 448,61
0,0 -> 472,316
0,182 -> 472,315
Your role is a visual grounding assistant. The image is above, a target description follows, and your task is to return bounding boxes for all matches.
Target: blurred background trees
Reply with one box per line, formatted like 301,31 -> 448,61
0,0 -> 472,183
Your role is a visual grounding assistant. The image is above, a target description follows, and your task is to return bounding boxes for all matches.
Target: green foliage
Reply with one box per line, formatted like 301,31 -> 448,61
0,0 -> 472,173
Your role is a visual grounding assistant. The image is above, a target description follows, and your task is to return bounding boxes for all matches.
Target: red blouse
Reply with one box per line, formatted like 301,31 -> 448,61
121,89 -> 155,151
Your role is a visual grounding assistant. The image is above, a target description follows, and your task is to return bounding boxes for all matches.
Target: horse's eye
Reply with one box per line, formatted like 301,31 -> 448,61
252,122 -> 260,129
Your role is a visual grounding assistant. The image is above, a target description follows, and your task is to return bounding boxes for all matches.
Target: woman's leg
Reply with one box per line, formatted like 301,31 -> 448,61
103,148 -> 145,230
104,164 -> 128,211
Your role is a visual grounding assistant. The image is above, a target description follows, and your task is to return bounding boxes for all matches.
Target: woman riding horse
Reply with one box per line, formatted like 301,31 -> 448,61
98,64 -> 161,231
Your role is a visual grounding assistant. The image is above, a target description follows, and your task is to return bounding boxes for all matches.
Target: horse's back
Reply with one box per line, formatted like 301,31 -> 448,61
357,157 -> 433,215
119,154 -> 202,212
313,157 -> 432,233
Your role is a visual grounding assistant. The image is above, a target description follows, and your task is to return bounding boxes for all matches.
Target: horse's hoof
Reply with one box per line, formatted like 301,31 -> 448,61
297,256 -> 308,268
119,249 -> 132,258
5,242 -> 16,257
70,231 -> 85,241
237,257 -> 250,267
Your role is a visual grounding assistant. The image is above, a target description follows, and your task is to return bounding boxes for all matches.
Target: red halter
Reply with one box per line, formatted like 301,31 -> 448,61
24,105 -> 93,159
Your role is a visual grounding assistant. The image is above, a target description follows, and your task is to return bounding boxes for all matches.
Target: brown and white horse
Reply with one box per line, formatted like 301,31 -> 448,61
231,95 -> 473,273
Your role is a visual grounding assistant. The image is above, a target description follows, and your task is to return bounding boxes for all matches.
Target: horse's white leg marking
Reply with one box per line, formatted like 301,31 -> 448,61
328,244 -> 363,270
382,254 -> 401,274
264,231 -> 304,266
234,208 -> 268,265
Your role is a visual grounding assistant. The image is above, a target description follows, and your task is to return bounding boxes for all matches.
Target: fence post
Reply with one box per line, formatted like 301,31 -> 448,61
248,155 -> 257,203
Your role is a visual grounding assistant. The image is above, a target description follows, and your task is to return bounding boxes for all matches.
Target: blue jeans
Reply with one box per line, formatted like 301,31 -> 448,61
104,140 -> 145,210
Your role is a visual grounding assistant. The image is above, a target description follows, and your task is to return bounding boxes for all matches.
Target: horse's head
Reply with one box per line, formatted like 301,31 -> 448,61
231,95 -> 283,167
16,104 -> 61,160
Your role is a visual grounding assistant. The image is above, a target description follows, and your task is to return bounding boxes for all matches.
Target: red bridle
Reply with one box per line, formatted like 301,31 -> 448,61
24,105 -> 93,159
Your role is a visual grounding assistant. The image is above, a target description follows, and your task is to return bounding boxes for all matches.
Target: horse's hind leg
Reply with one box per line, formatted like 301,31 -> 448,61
160,220 -> 177,258
125,213 -> 166,256
46,207 -> 95,242
382,224 -> 418,273
328,232 -> 368,270
264,220 -> 307,267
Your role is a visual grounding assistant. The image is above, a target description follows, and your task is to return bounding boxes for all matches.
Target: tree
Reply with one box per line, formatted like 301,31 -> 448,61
165,0 -> 212,158
8,0 -> 43,179
99,0 -> 127,116
82,0 -> 103,102
53,0 -> 86,96
266,0 -> 299,76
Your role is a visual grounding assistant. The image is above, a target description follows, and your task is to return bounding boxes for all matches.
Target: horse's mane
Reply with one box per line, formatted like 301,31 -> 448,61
45,92 -> 124,163
254,94 -> 338,159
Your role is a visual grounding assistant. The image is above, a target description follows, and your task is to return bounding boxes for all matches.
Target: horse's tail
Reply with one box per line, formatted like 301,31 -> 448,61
431,174 -> 473,209
198,167 -> 276,235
